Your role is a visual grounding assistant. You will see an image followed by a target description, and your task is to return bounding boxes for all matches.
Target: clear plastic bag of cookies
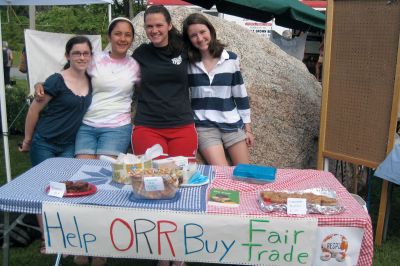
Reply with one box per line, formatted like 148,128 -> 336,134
258,188 -> 345,215
129,168 -> 182,199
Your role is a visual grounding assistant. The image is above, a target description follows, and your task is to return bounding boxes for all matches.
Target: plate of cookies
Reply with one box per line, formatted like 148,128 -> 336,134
46,181 -> 97,197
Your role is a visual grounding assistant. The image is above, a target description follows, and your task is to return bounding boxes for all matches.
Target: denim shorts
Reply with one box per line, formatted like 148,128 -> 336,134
30,133 -> 75,166
75,123 -> 132,156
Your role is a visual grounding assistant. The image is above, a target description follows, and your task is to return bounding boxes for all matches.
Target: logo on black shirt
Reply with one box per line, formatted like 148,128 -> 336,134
171,55 -> 182,65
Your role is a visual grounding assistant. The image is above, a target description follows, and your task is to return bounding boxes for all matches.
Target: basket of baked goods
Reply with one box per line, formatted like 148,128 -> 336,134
258,188 -> 344,215
129,168 -> 183,200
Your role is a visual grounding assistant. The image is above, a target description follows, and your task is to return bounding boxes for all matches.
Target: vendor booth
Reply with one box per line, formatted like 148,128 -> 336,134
0,158 -> 373,265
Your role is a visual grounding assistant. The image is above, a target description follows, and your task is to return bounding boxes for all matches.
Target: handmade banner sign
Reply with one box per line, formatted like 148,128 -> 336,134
42,202 -> 318,265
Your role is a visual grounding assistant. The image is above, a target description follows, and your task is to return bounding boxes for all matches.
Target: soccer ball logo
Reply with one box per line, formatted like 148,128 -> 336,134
320,234 -> 348,262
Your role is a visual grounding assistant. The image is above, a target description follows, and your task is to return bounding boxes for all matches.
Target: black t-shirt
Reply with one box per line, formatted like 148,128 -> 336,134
132,43 -> 193,128
36,73 -> 92,144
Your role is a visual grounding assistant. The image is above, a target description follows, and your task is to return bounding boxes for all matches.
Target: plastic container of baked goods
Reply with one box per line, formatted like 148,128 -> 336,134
232,164 -> 276,184
129,168 -> 181,200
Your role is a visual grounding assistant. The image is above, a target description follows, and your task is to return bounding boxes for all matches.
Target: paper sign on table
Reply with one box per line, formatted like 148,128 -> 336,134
144,176 -> 164,191
287,198 -> 307,215
47,182 -> 66,198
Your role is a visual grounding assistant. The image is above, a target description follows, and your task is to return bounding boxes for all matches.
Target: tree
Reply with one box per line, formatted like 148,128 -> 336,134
35,5 -> 111,46
0,2 -> 146,52
112,0 -> 145,18
0,6 -> 29,52
36,5 -> 109,35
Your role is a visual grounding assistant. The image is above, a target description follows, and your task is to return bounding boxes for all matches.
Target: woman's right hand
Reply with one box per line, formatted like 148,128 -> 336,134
18,140 -> 31,152
34,82 -> 45,102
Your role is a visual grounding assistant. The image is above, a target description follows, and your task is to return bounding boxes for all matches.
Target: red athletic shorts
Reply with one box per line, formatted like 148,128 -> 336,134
131,124 -> 198,158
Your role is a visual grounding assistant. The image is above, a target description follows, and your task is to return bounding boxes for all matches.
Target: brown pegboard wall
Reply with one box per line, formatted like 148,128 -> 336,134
325,0 -> 400,166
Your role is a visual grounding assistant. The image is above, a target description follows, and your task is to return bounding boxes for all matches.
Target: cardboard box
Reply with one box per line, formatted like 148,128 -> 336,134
112,159 -> 152,185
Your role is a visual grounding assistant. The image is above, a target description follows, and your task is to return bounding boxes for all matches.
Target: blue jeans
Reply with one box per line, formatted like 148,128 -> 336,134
75,123 -> 132,156
29,133 -> 75,166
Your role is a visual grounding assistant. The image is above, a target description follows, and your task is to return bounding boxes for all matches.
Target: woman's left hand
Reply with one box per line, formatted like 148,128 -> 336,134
245,131 -> 254,147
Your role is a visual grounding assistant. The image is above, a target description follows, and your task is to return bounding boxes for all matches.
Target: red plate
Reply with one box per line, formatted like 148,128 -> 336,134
45,183 -> 97,197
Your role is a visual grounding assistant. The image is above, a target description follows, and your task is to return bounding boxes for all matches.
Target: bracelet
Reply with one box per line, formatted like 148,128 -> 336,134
23,140 -> 31,145
245,130 -> 253,134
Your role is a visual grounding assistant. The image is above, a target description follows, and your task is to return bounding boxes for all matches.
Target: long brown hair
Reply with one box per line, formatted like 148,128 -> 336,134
182,13 -> 225,63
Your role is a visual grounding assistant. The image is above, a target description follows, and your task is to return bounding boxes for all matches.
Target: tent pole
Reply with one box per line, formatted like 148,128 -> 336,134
0,13 -> 12,184
0,11 -> 12,266
29,5 -> 36,29
108,4 -> 112,23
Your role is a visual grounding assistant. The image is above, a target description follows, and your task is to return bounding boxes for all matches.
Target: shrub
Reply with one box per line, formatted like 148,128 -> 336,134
4,82 -> 30,135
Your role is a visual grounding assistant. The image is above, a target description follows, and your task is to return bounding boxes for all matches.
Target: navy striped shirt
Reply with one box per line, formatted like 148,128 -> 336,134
188,50 -> 250,132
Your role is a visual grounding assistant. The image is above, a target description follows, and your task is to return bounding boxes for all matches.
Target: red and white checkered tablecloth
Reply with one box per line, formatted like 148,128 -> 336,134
206,166 -> 373,266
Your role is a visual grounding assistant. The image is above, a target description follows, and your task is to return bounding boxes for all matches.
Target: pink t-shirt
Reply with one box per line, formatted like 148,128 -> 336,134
83,51 -> 140,128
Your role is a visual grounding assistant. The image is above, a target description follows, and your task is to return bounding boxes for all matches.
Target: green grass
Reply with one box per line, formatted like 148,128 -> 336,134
1,123 -> 400,265
4,240 -> 156,266
11,51 -> 21,68
0,135 -> 31,186
368,178 -> 400,265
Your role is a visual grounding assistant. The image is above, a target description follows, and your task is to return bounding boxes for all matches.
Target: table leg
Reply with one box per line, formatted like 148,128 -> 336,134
366,168 -> 372,211
383,182 -> 394,242
54,253 -> 62,266
2,212 -> 10,266
375,180 -> 389,245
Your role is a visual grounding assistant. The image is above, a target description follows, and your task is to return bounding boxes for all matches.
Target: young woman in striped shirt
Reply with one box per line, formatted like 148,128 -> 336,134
183,13 -> 255,166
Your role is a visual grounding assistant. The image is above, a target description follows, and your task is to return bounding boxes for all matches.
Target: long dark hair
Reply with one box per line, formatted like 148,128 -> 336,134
64,35 -> 93,70
182,13 -> 225,63
144,5 -> 182,56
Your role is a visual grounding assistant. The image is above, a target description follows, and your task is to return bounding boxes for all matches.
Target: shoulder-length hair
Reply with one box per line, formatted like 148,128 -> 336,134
182,13 -> 225,63
64,35 -> 93,70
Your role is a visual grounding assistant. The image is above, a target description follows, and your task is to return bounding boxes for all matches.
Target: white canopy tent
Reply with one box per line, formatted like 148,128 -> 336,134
0,0 -> 112,184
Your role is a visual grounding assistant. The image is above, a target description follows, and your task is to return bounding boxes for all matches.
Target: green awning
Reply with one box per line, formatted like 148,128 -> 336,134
184,0 -> 326,31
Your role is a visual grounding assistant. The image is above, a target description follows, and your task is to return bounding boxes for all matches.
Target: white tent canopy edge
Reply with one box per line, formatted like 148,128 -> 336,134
0,0 -> 112,185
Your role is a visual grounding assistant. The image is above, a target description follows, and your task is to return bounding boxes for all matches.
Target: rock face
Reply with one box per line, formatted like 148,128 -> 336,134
131,7 -> 322,169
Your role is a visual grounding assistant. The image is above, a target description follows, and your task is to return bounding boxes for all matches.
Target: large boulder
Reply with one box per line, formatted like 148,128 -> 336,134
131,7 -> 322,169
